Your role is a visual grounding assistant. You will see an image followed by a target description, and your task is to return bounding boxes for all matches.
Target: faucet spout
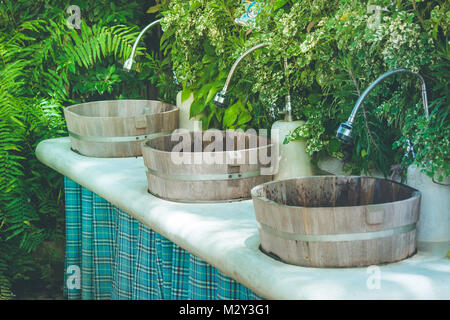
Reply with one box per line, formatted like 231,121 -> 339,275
337,68 -> 430,143
213,42 -> 269,108
123,19 -> 162,72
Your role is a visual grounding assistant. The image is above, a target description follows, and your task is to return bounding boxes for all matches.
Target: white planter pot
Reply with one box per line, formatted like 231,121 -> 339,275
317,157 -> 395,180
176,91 -> 203,131
271,120 -> 313,180
406,165 -> 450,243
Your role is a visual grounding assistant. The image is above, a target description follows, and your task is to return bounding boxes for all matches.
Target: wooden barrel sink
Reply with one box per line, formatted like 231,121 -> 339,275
64,100 -> 179,157
251,176 -> 421,267
141,130 -> 274,202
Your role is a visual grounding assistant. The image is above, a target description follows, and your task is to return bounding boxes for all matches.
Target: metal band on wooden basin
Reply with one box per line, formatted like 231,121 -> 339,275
69,130 -> 173,143
257,221 -> 417,242
147,167 -> 261,181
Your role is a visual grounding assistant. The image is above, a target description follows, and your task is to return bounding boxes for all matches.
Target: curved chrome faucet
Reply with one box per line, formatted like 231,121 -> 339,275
123,19 -> 162,72
213,42 -> 269,108
336,68 -> 430,144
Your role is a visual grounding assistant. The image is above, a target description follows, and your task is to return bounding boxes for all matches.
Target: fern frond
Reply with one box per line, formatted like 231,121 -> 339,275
61,22 -> 139,70
0,266 -> 14,300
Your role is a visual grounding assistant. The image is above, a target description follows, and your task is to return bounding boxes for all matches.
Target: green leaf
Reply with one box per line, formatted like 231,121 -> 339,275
9,116 -> 25,128
273,0 -> 289,11
181,87 -> 191,103
147,4 -> 162,13
189,2 -> 202,11
5,228 -> 24,241
206,108 -> 216,128
327,141 -> 339,154
361,149 -> 367,158
160,28 -> 176,43
68,62 -> 76,74
190,99 -> 206,118
307,93 -> 321,105
223,101 -> 242,127
205,86 -> 218,104
197,83 -> 212,98
236,109 -> 252,126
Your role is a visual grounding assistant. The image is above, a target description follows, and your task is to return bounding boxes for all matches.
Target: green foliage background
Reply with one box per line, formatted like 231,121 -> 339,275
0,0 -> 176,299
160,0 -> 449,180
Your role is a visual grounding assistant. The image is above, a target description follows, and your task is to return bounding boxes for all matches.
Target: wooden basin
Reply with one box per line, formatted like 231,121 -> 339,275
251,176 -> 421,267
64,100 -> 178,157
142,130 -> 274,202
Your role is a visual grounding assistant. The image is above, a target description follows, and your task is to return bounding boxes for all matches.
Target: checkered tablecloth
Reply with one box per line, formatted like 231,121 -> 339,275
63,177 -> 262,300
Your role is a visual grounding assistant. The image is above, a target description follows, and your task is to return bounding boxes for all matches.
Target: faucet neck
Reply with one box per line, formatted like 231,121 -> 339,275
222,42 -> 269,92
347,68 -> 430,124
124,19 -> 162,70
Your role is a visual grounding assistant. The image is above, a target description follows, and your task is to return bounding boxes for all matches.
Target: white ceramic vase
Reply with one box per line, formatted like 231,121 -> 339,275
176,91 -> 203,131
406,165 -> 450,243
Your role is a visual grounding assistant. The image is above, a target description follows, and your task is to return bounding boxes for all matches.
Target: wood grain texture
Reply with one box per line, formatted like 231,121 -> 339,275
142,130 -> 274,202
64,100 -> 179,157
252,176 -> 421,267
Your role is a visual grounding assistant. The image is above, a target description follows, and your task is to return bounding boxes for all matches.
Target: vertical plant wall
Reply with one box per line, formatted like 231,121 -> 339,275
160,0 -> 448,180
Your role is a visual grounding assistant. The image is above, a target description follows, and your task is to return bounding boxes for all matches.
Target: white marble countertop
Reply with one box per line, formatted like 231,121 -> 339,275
36,137 -> 450,300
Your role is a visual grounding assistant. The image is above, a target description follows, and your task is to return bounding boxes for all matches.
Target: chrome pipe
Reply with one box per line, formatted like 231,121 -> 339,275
213,43 -> 269,108
123,19 -> 162,72
337,68 -> 430,143
222,43 -> 269,92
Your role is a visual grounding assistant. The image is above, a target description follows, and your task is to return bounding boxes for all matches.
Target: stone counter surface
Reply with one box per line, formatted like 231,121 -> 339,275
36,137 -> 450,299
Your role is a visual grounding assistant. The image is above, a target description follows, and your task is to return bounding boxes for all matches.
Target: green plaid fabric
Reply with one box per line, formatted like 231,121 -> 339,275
64,178 -> 82,300
63,177 -> 262,300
